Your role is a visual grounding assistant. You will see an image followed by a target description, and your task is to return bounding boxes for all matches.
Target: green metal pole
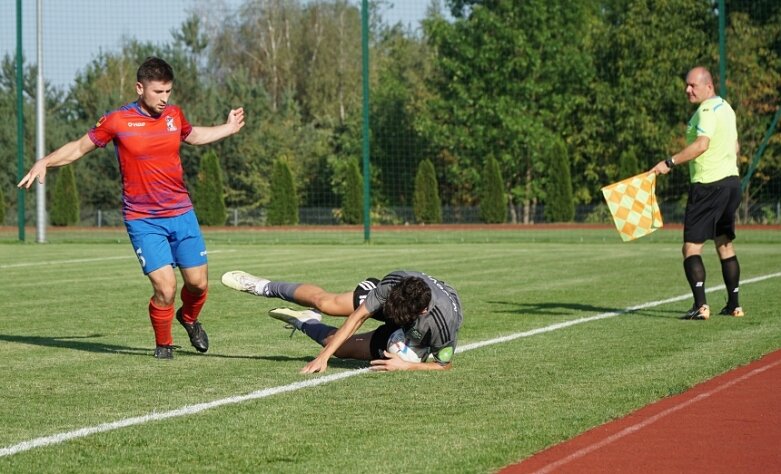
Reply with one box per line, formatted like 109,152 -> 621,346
718,0 -> 727,99
16,0 -> 25,241
361,0 -> 371,242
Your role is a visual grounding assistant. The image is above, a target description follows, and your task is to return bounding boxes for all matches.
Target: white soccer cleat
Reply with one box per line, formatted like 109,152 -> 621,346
221,271 -> 270,296
269,307 -> 322,330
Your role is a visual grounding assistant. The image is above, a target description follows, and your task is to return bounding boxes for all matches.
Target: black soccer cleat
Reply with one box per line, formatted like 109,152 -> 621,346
176,308 -> 209,353
154,345 -> 175,360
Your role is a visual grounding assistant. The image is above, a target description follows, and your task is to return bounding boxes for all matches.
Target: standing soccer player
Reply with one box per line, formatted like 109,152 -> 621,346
18,57 -> 245,358
651,66 -> 743,320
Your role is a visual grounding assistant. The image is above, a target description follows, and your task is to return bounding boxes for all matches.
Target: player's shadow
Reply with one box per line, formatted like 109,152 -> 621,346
0,333 -> 149,356
202,353 -> 367,369
0,334 -> 369,367
494,301 -> 623,317
493,301 -> 677,319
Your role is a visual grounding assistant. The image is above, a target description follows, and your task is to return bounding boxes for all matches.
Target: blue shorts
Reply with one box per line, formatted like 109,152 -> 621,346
125,210 -> 207,275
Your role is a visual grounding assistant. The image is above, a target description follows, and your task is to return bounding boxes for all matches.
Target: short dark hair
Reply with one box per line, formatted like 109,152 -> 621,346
136,57 -> 174,84
382,277 -> 432,327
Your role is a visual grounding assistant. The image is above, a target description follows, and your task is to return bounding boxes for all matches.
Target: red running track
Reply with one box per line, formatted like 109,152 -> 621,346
500,349 -> 781,474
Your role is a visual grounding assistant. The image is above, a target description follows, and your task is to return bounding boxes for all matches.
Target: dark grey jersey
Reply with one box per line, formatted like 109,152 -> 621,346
363,270 -> 463,364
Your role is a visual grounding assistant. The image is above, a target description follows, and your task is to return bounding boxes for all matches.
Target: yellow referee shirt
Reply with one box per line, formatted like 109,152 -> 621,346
686,96 -> 739,183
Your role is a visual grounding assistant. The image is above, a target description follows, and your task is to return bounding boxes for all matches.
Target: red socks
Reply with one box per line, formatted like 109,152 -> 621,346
179,286 -> 208,324
148,299 -> 174,346
148,288 -> 208,346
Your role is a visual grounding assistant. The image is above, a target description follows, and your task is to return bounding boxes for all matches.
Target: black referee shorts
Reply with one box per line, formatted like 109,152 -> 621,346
683,176 -> 741,243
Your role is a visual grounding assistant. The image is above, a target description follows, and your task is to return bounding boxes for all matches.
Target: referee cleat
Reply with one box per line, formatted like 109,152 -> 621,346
269,307 -> 322,332
176,308 -> 209,353
681,304 -> 710,320
221,271 -> 270,296
719,306 -> 745,318
154,345 -> 175,360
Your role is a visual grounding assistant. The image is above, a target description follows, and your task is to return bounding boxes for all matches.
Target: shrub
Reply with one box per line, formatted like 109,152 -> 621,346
50,165 -> 80,226
544,139 -> 575,222
341,159 -> 363,224
267,158 -> 299,225
413,159 -> 442,224
0,185 -> 5,225
193,150 -> 227,226
479,156 -> 507,223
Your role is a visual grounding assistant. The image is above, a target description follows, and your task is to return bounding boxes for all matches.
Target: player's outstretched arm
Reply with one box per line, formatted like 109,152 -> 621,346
300,305 -> 372,374
185,107 -> 245,145
370,351 -> 452,372
17,134 -> 96,189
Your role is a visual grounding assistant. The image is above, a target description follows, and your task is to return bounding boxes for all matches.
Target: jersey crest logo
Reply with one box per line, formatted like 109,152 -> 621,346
407,328 -> 424,341
165,116 -> 177,132
95,116 -> 106,127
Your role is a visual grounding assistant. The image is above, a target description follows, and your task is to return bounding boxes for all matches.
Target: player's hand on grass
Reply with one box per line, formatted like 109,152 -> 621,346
370,351 -> 410,372
300,355 -> 329,374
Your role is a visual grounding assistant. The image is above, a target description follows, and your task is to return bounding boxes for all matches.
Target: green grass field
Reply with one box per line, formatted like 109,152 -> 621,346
1,227 -> 780,473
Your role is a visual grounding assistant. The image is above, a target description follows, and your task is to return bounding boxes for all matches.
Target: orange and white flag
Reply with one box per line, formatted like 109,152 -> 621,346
601,172 -> 663,241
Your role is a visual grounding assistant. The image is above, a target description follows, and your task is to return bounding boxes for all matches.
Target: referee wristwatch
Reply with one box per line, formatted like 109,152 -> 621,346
665,157 -> 676,168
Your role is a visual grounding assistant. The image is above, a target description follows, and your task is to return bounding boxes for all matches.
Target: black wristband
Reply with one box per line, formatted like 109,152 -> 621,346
665,157 -> 675,168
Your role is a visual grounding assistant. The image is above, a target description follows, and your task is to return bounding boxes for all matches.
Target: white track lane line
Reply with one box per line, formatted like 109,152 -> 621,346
1,271 -> 779,458
532,356 -> 781,474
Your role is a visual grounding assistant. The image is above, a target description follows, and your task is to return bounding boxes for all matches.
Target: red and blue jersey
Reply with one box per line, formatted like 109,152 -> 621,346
88,102 -> 194,221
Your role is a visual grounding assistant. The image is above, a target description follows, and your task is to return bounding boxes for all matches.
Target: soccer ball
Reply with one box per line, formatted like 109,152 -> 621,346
386,329 -> 422,363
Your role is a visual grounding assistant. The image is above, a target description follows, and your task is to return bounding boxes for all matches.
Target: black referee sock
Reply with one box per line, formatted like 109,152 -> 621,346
683,255 -> 707,307
720,256 -> 741,309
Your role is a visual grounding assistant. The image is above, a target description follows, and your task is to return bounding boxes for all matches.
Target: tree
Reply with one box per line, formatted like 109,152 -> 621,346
720,11 -> 781,221
0,184 -> 5,224
413,159 -> 442,224
479,156 -> 506,223
267,157 -> 299,225
193,150 -> 227,226
422,0 -> 599,221
584,0 -> 713,204
50,165 -> 80,226
371,24 -> 436,207
544,138 -> 575,223
341,158 -> 363,224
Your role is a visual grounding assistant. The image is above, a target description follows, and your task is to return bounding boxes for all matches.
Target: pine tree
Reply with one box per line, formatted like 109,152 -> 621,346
544,139 -> 575,223
0,185 -> 5,225
267,158 -> 299,225
341,159 -> 363,224
413,159 -> 442,224
479,156 -> 507,223
50,165 -> 80,226
193,150 -> 227,226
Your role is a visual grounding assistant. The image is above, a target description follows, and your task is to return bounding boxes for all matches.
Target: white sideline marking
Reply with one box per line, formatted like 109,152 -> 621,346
531,356 -> 781,474
459,272 -> 781,353
0,250 -> 236,269
1,271 -> 779,458
0,256 -> 133,269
